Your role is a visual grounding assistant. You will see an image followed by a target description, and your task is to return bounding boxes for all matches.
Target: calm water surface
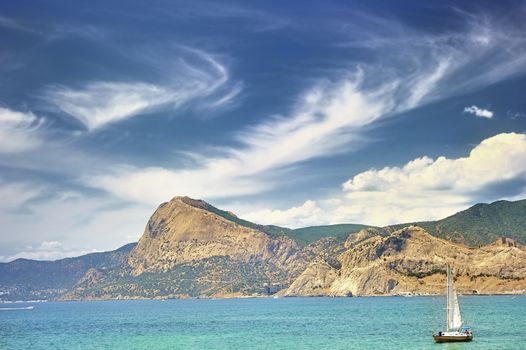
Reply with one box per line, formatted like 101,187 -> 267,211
1,296 -> 524,350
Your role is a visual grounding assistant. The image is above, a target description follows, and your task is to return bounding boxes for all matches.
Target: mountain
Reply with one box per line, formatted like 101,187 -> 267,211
61,197 -> 339,299
2,196 -> 525,300
282,226 -> 526,296
0,243 -> 135,300
393,199 -> 526,246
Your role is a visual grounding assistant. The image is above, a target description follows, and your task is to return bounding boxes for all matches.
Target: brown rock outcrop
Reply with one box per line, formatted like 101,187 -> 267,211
128,196 -> 299,276
284,226 -> 526,296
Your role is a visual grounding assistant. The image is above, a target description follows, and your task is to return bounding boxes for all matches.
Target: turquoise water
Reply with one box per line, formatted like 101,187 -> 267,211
1,296 -> 524,349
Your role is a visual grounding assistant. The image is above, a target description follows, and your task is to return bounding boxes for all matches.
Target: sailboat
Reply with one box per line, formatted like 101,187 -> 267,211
433,264 -> 473,343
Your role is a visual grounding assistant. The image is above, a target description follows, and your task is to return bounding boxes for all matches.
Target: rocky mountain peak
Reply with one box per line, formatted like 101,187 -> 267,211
127,196 -> 300,276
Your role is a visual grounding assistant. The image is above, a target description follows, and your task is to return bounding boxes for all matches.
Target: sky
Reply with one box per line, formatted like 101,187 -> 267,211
1,0 -> 526,262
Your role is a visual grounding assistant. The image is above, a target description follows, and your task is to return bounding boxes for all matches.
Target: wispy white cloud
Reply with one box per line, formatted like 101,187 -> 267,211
153,2 -> 289,32
0,241 -> 93,262
507,110 -> 526,120
338,10 -> 526,102
463,105 -> 494,119
0,15 -> 37,34
0,179 -> 43,211
0,106 -> 44,153
46,82 -> 171,131
44,48 -> 241,131
0,179 -> 151,262
85,72 -> 399,204
85,13 -> 524,205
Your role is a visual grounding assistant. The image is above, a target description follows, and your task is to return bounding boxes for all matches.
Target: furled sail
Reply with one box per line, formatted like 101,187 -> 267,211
447,264 -> 462,330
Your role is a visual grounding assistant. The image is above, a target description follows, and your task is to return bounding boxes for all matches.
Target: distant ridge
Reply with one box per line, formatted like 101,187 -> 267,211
290,224 -> 373,245
0,243 -> 136,300
392,199 -> 526,246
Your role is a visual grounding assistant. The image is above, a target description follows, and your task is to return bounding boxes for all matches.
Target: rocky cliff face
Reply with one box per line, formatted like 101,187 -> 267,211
128,196 -> 299,275
282,226 -> 526,296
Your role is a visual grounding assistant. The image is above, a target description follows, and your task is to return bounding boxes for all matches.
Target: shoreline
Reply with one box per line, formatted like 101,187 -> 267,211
2,292 -> 525,303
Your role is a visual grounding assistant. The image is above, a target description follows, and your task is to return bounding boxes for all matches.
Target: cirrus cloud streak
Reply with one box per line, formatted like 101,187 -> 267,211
0,107 -> 45,153
84,13 -> 526,206
44,48 -> 242,131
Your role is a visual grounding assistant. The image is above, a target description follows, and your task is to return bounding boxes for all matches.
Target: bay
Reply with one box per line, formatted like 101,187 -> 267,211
1,296 -> 524,349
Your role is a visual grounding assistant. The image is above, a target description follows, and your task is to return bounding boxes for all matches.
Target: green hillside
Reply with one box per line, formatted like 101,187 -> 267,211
393,199 -> 526,246
289,224 -> 373,246
184,198 -> 370,246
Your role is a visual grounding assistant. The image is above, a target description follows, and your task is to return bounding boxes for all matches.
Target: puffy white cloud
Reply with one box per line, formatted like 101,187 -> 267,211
242,200 -> 322,228
0,107 -> 44,153
45,48 -> 241,131
343,133 -> 526,193
338,132 -> 526,225
235,133 -> 526,228
463,105 -> 494,118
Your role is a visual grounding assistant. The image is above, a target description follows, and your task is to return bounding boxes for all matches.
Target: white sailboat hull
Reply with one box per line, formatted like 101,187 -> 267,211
433,331 -> 473,343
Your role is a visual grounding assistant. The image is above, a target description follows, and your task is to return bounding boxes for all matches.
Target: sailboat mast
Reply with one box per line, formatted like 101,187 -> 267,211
446,264 -> 451,332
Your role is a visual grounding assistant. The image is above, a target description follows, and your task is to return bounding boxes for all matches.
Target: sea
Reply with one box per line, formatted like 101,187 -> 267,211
1,296 -> 524,350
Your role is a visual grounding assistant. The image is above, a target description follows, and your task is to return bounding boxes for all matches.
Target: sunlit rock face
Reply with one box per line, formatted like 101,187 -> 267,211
128,196 -> 300,276
284,226 -> 526,296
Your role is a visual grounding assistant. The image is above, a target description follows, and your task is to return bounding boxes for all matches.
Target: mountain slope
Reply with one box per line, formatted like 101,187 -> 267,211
282,226 -> 526,296
393,199 -> 526,246
0,243 -> 135,300
289,224 -> 373,246
127,196 -> 301,276
63,196 -> 331,299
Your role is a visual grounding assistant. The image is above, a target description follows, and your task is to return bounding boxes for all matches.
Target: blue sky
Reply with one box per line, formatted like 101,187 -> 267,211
1,0 -> 526,261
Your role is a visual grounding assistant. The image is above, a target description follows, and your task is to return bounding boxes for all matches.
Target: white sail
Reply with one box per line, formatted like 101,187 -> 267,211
447,264 -> 462,331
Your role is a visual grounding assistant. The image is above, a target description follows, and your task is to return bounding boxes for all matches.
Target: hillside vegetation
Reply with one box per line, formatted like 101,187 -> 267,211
0,243 -> 135,300
393,199 -> 526,246
289,224 -> 373,246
